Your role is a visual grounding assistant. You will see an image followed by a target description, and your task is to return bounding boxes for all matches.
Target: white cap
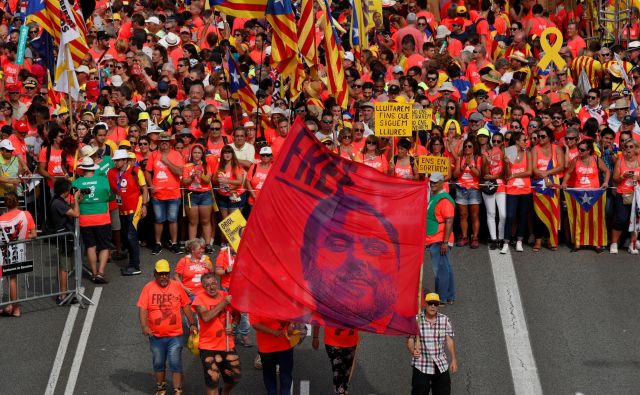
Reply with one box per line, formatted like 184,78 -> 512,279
111,75 -> 123,87
217,21 -> 226,29
78,157 -> 98,170
628,41 -> 640,50
76,65 -> 90,74
112,149 -> 129,160
436,25 -> 451,39
393,65 -> 404,73
462,45 -> 476,53
0,139 -> 15,151
145,16 -> 160,25
243,121 -> 255,128
271,107 -> 286,117
159,96 -> 171,109
344,51 -> 354,62
259,146 -> 273,155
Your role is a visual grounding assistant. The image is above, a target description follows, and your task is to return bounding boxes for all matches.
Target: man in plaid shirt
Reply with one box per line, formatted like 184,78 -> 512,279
406,293 -> 458,394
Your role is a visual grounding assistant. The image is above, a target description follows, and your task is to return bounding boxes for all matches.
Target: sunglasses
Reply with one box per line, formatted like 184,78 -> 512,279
566,136 -> 577,140
625,144 -> 635,149
322,120 -> 333,124
447,106 -> 456,110
578,147 -> 588,152
427,77 -> 437,81
552,116 -> 563,120
352,84 -> 362,88
426,301 -> 440,306
492,139 -> 503,144
366,141 -> 376,145
464,144 -> 474,148
139,142 -> 149,146
174,121 -> 185,125
323,141 -> 333,146
538,135 -> 548,139
342,135 -> 353,139
588,96 -> 598,100
260,154 -> 273,157
510,27 -> 518,31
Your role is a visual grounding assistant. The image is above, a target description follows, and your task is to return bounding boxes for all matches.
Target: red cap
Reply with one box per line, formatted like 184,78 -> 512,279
453,17 -> 465,26
6,82 -> 22,93
13,119 -> 29,133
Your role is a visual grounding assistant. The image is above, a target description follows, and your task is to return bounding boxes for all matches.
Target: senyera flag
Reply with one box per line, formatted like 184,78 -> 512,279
564,188 -> 607,247
230,119 -> 427,336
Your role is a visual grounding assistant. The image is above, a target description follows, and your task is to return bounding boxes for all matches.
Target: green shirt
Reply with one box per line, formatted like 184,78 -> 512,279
72,174 -> 111,226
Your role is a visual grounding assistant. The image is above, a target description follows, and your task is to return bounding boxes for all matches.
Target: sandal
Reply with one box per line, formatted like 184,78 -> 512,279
1,306 -> 20,317
94,273 -> 108,284
532,245 -> 541,252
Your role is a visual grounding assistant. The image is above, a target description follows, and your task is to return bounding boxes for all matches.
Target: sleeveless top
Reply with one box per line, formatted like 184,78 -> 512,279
617,158 -> 640,194
572,156 -> 599,189
506,151 -> 531,195
457,156 -> 481,189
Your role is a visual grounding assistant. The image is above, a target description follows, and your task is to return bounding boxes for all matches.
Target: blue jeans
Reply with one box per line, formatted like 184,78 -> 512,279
152,198 -> 181,223
504,194 -> 531,242
149,335 -> 184,373
238,313 -> 251,337
429,243 -> 455,302
260,348 -> 294,395
120,213 -> 140,269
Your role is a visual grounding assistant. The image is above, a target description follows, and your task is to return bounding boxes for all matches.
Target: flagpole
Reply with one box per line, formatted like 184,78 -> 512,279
255,44 -> 266,139
222,52 -> 237,129
414,260 -> 424,352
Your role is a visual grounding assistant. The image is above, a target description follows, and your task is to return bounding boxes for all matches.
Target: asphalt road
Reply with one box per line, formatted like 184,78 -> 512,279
1,242 -> 639,395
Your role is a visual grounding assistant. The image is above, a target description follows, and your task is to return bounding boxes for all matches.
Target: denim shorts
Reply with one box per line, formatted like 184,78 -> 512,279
152,198 -> 181,223
216,192 -> 246,210
455,186 -> 482,205
187,191 -> 213,207
149,335 -> 184,372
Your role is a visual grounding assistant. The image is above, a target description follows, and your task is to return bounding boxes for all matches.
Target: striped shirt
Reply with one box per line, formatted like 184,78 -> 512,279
412,312 -> 454,374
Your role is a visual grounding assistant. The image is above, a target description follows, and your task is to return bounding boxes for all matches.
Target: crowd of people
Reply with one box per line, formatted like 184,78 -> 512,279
0,0 -> 638,393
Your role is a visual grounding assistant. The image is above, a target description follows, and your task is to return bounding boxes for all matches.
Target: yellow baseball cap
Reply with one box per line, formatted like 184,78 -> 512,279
155,259 -> 170,273
425,293 -> 441,303
118,140 -> 131,148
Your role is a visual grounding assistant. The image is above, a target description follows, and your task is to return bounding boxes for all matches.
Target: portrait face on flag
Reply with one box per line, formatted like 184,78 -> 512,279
301,194 -> 401,329
229,118 -> 427,336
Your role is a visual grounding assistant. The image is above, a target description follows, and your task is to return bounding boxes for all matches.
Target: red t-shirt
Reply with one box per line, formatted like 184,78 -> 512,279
424,195 -> 455,245
174,255 -> 213,294
215,248 -> 234,290
137,280 -> 190,337
253,315 -> 294,353
324,327 -> 359,348
193,291 -> 235,351
146,150 -> 185,200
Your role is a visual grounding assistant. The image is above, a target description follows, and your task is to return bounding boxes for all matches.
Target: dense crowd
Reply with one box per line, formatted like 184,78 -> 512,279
0,0 -> 638,393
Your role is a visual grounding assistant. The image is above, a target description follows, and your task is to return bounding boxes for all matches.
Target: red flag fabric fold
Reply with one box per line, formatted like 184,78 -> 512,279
229,118 -> 427,336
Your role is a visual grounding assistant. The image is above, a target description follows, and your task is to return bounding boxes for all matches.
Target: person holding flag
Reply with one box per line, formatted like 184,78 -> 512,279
611,139 -> 640,254
561,140 -> 610,252
193,272 -> 241,395
531,128 -> 565,252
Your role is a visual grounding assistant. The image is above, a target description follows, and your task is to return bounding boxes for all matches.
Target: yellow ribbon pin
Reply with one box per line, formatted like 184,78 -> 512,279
538,27 -> 566,70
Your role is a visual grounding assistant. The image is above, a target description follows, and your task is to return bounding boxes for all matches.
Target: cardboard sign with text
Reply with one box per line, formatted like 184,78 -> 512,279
218,210 -> 247,252
416,156 -> 449,175
374,102 -> 413,137
412,109 -> 433,131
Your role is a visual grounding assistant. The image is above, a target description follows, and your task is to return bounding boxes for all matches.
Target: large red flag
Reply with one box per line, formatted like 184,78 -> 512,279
229,119 -> 427,336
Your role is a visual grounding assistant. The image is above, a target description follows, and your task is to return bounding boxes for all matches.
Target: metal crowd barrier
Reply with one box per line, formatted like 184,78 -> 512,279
0,218 -> 92,309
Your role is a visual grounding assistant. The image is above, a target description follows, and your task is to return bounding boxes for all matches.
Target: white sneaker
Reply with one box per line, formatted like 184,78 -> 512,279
610,243 -> 619,254
629,247 -> 639,255
500,243 -> 509,254
516,241 -> 524,252
635,240 -> 640,250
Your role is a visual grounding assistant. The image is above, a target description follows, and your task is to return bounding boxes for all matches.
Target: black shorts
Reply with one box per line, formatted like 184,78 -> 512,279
80,224 -> 113,251
199,349 -> 241,388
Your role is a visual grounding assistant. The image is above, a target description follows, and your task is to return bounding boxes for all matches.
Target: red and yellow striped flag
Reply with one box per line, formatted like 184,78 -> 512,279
266,0 -> 302,92
208,0 -> 268,18
298,0 -> 317,66
319,0 -> 348,109
564,189 -> 608,247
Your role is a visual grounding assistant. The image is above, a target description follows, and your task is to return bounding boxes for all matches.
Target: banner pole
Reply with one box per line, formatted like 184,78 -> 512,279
347,342 -> 359,386
225,310 -> 230,352
415,261 -> 424,352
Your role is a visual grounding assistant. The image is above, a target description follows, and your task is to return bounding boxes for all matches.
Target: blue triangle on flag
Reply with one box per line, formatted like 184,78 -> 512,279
566,189 -> 605,212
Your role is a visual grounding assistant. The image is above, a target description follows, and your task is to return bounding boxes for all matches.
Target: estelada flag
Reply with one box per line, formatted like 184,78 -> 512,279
564,188 -> 607,247
229,118 -> 427,336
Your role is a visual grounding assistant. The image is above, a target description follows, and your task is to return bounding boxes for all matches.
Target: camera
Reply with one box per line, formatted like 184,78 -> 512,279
70,187 -> 92,195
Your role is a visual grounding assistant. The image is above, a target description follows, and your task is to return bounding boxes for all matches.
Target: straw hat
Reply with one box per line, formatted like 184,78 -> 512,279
509,51 -> 528,64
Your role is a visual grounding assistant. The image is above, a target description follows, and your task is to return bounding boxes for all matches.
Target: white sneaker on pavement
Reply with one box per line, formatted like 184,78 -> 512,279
610,243 -> 619,254
629,247 -> 639,255
516,241 -> 524,252
500,243 -> 509,254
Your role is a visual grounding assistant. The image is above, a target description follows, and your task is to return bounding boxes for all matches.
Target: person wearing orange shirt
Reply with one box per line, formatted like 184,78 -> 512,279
137,259 -> 197,395
311,326 -> 360,395
193,273 -> 241,395
252,316 -> 296,395
425,172 -> 456,304
144,132 -> 185,255
566,21 -> 586,59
